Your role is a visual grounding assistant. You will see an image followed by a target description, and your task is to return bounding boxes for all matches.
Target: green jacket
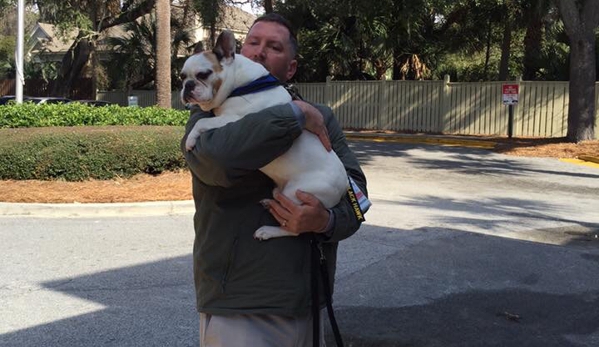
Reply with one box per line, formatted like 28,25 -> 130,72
181,103 -> 368,317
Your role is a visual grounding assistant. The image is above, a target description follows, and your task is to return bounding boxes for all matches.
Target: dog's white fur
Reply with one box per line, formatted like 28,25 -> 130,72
181,31 -> 347,240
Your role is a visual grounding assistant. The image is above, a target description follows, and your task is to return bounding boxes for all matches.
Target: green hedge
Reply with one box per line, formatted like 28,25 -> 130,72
0,103 -> 188,128
0,126 -> 187,181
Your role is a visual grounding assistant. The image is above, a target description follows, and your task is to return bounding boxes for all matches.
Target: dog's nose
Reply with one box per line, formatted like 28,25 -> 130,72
185,80 -> 195,90
183,81 -> 196,103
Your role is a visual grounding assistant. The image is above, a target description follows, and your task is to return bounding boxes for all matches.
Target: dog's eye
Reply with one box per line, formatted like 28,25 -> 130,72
196,70 -> 212,80
179,73 -> 186,81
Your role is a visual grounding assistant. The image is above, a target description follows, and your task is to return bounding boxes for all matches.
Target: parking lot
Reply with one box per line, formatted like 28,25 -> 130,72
1,141 -> 598,347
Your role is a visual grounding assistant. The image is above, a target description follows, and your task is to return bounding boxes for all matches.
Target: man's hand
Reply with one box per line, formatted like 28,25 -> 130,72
262,189 -> 330,234
292,100 -> 332,151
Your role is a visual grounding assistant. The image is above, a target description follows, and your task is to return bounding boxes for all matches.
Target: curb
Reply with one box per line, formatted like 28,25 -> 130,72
0,200 -> 194,218
344,133 -> 497,149
579,155 -> 599,165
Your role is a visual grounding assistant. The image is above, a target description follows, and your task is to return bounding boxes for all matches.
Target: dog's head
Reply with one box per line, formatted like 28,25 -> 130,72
180,30 -> 237,111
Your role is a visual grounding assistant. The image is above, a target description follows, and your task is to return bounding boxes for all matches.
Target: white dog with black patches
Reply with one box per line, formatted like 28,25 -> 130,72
181,30 -> 348,240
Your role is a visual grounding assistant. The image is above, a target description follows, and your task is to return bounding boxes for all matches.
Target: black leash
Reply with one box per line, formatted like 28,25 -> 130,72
311,236 -> 344,347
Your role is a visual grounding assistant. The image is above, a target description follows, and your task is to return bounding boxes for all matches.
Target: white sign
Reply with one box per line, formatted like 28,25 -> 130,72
502,84 -> 519,105
128,95 -> 139,107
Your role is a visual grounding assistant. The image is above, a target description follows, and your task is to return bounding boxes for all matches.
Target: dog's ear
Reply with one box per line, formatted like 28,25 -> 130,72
213,30 -> 236,64
192,41 -> 204,54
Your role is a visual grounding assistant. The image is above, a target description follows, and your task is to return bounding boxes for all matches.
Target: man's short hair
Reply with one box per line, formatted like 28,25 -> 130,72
252,13 -> 298,58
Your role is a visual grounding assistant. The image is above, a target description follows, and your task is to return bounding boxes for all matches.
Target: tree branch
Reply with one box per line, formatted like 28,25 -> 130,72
99,0 -> 157,31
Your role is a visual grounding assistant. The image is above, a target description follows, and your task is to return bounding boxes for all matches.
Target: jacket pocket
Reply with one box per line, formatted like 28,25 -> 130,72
221,236 -> 239,293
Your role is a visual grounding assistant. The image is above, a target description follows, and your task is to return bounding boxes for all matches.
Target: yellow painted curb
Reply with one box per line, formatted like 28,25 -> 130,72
578,155 -> 599,165
344,134 -> 496,149
559,158 -> 599,169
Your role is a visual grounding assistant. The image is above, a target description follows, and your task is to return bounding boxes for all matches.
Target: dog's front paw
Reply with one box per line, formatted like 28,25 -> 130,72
185,136 -> 197,151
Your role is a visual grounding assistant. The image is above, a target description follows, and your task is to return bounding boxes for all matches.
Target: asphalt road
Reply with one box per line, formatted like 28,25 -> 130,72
1,141 -> 598,347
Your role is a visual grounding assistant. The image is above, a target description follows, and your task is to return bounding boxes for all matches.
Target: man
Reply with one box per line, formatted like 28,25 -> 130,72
182,13 -> 368,347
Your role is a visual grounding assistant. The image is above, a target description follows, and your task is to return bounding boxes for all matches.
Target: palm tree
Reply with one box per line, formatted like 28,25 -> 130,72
106,12 -> 193,92
156,0 -> 171,108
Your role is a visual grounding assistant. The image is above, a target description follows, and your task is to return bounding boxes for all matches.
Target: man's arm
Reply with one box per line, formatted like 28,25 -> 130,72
266,105 -> 368,242
318,105 -> 368,243
181,104 -> 303,187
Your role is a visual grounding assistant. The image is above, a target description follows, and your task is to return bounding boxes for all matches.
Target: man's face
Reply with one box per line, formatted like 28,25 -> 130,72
241,21 -> 297,82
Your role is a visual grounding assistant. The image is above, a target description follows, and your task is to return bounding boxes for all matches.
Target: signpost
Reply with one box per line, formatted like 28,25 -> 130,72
502,84 -> 519,138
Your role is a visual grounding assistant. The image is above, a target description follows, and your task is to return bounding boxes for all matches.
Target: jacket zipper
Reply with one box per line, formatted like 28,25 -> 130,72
221,236 -> 239,293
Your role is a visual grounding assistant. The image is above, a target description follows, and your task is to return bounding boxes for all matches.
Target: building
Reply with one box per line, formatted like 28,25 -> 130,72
28,23 -> 125,63
27,6 -> 256,63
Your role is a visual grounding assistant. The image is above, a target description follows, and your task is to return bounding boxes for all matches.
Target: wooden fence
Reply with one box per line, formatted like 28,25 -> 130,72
97,90 -> 187,110
97,78 -> 599,138
0,78 -> 93,100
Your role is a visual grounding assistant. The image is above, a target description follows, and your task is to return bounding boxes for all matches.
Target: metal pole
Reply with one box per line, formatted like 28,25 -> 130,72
507,104 -> 514,138
15,0 -> 25,103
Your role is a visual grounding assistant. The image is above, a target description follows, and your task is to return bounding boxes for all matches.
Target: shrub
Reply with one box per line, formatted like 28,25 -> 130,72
0,126 -> 187,181
0,103 -> 188,128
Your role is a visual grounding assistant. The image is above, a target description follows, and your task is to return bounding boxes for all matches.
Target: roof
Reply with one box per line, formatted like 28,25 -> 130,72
31,23 -> 127,54
216,6 -> 256,33
29,6 -> 255,56
32,23 -> 77,53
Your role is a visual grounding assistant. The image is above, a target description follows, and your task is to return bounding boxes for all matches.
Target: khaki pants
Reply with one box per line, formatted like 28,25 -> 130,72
199,312 -> 326,347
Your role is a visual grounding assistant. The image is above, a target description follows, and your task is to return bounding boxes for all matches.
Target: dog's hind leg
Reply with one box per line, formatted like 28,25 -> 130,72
253,226 -> 297,240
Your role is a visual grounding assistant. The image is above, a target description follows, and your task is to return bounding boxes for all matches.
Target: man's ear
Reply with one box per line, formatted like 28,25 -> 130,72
213,30 -> 236,64
285,59 -> 298,82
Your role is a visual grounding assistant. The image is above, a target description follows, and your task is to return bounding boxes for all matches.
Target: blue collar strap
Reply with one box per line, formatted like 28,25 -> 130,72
229,74 -> 281,98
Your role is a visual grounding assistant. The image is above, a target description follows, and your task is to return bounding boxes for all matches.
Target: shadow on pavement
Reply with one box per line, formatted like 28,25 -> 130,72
330,223 -> 599,347
350,141 -> 414,164
406,150 -> 599,180
348,140 -> 599,181
329,288 -> 599,347
1,255 -> 198,347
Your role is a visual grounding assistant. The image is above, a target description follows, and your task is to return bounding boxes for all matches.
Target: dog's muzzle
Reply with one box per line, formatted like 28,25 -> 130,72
182,80 -> 196,103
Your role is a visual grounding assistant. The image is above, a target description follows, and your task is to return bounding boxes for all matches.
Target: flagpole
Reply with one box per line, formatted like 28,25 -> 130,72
15,0 -> 25,103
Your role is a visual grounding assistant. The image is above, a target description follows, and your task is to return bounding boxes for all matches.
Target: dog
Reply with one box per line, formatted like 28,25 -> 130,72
180,30 -> 348,240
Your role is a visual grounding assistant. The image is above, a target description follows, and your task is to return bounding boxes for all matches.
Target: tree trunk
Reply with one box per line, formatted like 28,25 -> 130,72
209,23 -> 216,49
567,35 -> 596,141
90,43 -> 98,100
483,17 -> 492,80
264,0 -> 274,13
91,5 -> 98,101
392,46 -> 402,80
522,15 -> 543,80
156,0 -> 171,108
52,36 -> 92,97
498,13 -> 512,80
557,0 -> 598,142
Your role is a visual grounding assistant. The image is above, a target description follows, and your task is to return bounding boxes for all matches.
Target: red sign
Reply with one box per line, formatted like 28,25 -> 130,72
502,84 -> 519,105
